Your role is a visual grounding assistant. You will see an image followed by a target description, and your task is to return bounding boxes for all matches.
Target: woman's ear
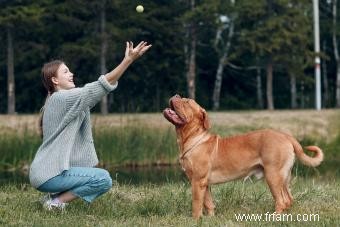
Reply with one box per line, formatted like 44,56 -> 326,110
51,77 -> 58,86
201,109 -> 210,130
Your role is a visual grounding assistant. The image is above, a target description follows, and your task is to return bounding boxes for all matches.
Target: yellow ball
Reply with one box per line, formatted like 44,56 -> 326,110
136,5 -> 144,13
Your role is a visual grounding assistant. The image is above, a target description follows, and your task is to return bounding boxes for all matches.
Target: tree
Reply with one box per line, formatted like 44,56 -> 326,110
0,1 -> 44,114
183,0 -> 198,99
319,0 -> 335,108
6,25 -> 14,114
322,40 -> 330,107
256,65 -> 264,109
0,0 -> 336,112
210,0 -> 236,110
238,0 -> 312,110
332,0 -> 340,107
100,0 -> 109,114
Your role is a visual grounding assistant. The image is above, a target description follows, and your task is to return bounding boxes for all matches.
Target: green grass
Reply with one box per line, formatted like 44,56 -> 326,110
0,177 -> 339,226
0,112 -> 339,226
94,125 -> 178,167
0,130 -> 40,170
0,125 -> 180,171
1,112 -> 339,163
1,111 -> 340,177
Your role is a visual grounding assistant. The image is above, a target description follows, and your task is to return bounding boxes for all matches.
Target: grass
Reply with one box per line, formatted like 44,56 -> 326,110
0,131 -> 40,170
0,177 -> 339,226
94,126 -> 178,167
0,109 -> 339,170
0,110 -> 339,226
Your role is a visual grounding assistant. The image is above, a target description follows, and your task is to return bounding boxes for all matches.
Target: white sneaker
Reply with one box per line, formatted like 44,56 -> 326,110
42,198 -> 67,211
39,194 -> 52,205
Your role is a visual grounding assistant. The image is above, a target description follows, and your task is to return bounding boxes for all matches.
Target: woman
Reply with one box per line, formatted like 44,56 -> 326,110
29,41 -> 152,210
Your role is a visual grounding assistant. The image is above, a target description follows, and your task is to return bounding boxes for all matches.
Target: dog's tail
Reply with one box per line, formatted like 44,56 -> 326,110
287,136 -> 324,167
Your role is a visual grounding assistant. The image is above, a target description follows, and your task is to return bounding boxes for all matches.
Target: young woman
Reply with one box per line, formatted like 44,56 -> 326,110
29,41 -> 152,210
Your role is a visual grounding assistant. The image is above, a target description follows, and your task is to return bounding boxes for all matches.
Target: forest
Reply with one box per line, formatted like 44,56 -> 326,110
0,0 -> 339,113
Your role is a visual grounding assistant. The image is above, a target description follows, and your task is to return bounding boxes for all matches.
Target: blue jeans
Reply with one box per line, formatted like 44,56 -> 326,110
37,167 -> 112,203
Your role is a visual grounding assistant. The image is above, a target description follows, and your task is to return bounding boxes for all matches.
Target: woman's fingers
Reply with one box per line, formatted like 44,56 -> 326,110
136,42 -> 148,55
129,41 -> 134,50
139,44 -> 152,55
135,41 -> 145,50
125,41 -> 151,59
125,42 -> 130,56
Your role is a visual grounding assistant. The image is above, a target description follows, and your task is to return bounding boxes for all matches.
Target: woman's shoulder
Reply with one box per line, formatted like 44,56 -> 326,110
47,90 -> 73,106
49,91 -> 65,102
50,88 -> 82,100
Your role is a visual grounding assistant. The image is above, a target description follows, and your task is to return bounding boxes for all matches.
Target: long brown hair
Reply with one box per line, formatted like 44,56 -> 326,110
39,60 -> 64,138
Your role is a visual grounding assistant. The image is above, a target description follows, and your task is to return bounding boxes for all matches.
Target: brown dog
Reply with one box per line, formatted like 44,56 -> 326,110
163,94 -> 324,219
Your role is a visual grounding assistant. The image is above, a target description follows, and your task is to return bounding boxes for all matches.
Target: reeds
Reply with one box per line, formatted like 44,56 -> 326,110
0,111 -> 339,176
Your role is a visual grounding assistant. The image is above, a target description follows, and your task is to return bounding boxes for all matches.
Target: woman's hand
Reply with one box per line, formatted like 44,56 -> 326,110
124,41 -> 152,62
104,41 -> 152,85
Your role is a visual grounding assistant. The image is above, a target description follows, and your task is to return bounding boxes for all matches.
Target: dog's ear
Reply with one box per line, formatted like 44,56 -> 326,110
201,109 -> 210,129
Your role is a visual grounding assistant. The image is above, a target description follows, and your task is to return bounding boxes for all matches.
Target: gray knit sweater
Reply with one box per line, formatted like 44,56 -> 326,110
29,75 -> 118,188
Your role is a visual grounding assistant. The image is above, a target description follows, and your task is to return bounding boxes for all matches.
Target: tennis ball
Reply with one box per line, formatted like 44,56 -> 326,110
136,5 -> 144,13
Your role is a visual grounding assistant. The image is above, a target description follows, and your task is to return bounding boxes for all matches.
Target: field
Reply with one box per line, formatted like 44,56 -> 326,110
0,178 -> 339,226
0,110 -> 339,226
1,110 -> 339,171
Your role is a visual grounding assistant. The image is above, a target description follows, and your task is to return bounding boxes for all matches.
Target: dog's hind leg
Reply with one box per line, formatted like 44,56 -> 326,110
203,186 -> 215,216
281,153 -> 295,209
264,170 -> 287,213
283,185 -> 293,209
283,171 -> 294,209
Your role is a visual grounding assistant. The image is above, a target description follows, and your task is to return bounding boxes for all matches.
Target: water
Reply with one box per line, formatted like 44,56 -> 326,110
0,165 -> 187,186
0,171 -> 29,186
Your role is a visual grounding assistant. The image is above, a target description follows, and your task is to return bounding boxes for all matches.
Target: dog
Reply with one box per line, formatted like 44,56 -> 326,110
163,94 -> 324,219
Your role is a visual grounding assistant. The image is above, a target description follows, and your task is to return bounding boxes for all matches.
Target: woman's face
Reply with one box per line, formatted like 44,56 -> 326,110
52,63 -> 75,90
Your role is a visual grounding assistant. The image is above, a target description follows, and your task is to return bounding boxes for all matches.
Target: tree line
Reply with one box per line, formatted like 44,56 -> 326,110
0,0 -> 339,114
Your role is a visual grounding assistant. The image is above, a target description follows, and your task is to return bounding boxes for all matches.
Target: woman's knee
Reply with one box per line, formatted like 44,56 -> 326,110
93,169 -> 112,192
103,176 -> 112,192
101,171 -> 112,191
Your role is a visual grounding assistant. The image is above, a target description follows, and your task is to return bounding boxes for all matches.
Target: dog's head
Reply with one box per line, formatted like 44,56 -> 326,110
163,94 -> 210,130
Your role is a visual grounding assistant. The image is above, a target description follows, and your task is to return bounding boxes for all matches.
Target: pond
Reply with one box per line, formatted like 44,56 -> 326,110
0,165 -> 187,186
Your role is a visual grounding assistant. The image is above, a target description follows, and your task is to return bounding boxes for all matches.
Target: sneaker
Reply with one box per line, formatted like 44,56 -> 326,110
42,198 -> 67,211
39,193 -> 61,205
39,193 -> 52,205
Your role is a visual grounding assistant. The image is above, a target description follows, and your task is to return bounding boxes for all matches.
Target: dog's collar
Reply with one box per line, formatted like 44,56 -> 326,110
179,132 -> 211,160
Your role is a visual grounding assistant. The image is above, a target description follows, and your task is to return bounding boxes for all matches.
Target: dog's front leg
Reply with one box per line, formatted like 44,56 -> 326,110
191,180 -> 207,219
204,186 -> 215,216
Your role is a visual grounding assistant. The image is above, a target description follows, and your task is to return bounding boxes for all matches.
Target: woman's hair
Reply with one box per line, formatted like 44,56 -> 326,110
39,60 -> 64,138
